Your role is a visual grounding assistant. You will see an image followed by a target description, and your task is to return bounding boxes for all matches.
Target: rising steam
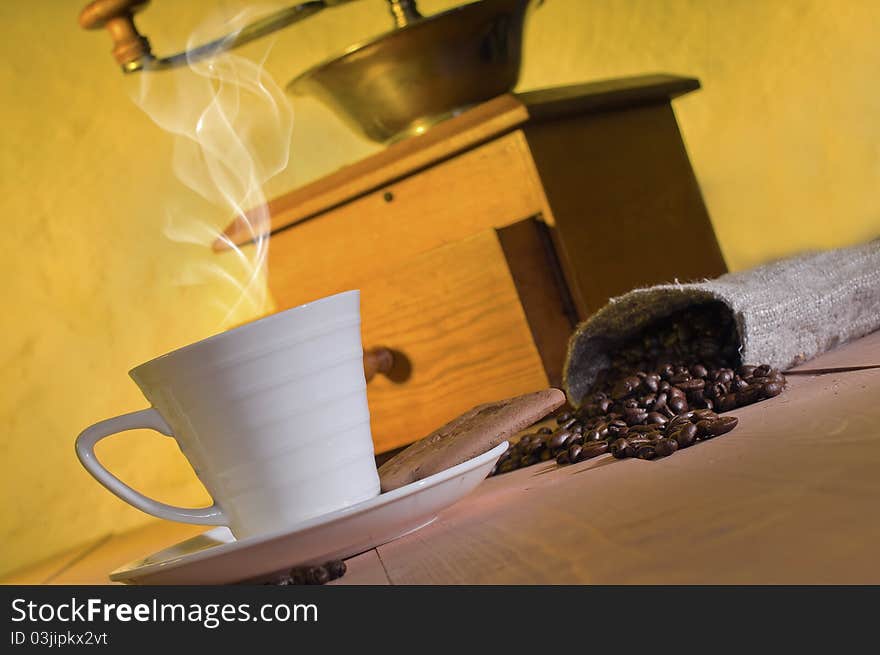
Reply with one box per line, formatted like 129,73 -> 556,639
130,4 -> 293,327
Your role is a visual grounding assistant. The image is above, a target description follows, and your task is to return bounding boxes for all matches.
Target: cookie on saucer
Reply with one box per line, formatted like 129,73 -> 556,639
378,388 -> 565,492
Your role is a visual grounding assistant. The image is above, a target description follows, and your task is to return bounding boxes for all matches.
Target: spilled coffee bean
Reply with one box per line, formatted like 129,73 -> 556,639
490,303 -> 787,476
268,559 -> 347,585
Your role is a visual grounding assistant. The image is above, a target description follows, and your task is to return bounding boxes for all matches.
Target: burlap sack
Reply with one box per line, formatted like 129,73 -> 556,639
563,239 -> 880,407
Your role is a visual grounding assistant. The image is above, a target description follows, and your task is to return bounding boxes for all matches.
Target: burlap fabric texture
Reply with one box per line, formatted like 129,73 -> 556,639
563,239 -> 880,407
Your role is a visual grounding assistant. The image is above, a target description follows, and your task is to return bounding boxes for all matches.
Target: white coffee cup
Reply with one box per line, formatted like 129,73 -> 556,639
75,290 -> 380,539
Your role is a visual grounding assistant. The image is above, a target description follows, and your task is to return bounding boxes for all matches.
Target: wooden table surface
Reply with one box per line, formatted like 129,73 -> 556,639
6,330 -> 880,585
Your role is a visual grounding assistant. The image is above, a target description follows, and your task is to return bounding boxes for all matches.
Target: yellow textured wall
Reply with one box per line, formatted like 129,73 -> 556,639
1,0 -> 877,577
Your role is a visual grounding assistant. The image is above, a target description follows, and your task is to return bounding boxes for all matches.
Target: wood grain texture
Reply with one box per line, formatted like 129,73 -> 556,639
0,536 -> 106,585
326,550 -> 391,586
356,230 -> 550,453
370,330 -> 880,583
265,131 -> 542,309
45,523 -> 204,585
19,331 -> 880,584
216,94 -> 529,249
216,75 -> 699,249
523,102 -> 727,318
272,229 -> 550,454
517,74 -> 700,123
497,218 -> 576,386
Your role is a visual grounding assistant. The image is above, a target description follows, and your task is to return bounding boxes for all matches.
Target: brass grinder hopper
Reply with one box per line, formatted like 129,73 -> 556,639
79,0 -> 541,143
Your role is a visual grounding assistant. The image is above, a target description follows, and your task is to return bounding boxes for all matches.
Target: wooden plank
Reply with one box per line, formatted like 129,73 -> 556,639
26,330 -> 880,585
216,75 -> 700,248
356,230 -> 550,453
518,74 -> 699,123
266,131 -> 543,311
47,522 -> 205,585
273,229 -> 551,453
374,331 -> 880,583
523,103 -> 727,318
217,94 -> 529,249
496,218 -> 576,387
0,537 -> 106,585
327,550 -> 391,586
787,329 -> 880,371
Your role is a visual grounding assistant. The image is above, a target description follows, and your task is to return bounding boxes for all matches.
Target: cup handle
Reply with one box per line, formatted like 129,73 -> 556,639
75,408 -> 227,526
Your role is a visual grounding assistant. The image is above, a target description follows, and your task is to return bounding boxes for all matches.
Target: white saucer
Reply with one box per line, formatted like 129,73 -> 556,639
110,442 -> 508,584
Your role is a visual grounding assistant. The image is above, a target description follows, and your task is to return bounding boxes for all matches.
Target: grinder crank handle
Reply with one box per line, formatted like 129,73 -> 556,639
364,346 -> 412,384
79,0 -> 359,72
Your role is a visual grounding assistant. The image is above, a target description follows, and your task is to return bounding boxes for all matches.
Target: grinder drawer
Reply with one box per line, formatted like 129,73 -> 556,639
269,228 -> 551,454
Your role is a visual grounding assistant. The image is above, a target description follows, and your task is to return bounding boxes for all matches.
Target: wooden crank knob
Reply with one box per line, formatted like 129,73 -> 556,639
364,347 -> 395,383
79,0 -> 152,67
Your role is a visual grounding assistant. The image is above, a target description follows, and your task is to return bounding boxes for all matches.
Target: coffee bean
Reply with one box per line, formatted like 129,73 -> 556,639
738,364 -> 756,378
704,416 -> 738,436
524,439 -> 544,454
498,460 -> 518,474
560,417 -> 580,431
579,441 -> 609,459
667,413 -> 693,431
676,378 -> 705,393
646,411 -> 668,425
716,393 -> 738,412
670,422 -> 698,448
761,381 -> 784,398
305,566 -> 330,585
732,377 -> 750,392
610,438 -> 630,459
624,409 -> 649,426
716,369 -> 734,384
655,437 -> 679,457
628,424 -> 657,434
706,382 -> 727,399
636,444 -> 657,460
626,436 -> 653,449
537,426 -> 552,435
584,429 -> 602,442
695,419 -> 715,438
753,364 -> 772,378
766,368 -> 784,380
549,430 -> 572,450
288,569 -> 307,585
493,302 -> 784,476
326,560 -> 347,581
735,384 -> 762,406
556,452 -> 570,466
690,364 -> 708,379
667,386 -> 686,400
653,391 -> 668,409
